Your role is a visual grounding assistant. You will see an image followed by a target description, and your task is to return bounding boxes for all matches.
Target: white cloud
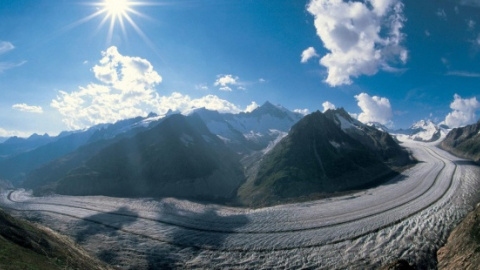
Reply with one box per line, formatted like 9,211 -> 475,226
245,101 -> 260,113
355,92 -> 393,125
214,74 -> 247,91
301,47 -> 319,63
219,86 -> 232,92
306,0 -> 407,86
425,30 -> 431,37
51,46 -> 163,129
12,103 -> 43,114
0,128 -> 31,138
322,101 -> 336,112
0,41 -> 14,55
294,108 -> 310,115
259,78 -> 267,83
51,47 -> 250,130
214,74 -> 238,88
444,94 -> 480,128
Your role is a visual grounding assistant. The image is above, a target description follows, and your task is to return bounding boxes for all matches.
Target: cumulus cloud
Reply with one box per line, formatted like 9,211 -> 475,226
355,92 -> 393,125
322,101 -> 336,112
306,0 -> 407,86
12,103 -> 43,113
51,47 -> 245,130
444,94 -> 480,128
245,101 -> 260,113
214,74 -> 244,91
301,47 -> 319,63
51,46 -> 162,129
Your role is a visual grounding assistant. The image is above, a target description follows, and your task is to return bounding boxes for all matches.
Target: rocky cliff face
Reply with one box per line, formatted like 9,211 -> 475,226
439,120 -> 480,164
437,203 -> 480,269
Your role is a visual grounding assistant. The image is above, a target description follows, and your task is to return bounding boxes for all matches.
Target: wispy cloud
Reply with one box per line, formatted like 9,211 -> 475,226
0,41 -> 14,54
0,61 -> 27,73
12,103 -> 43,113
460,0 -> 480,7
0,41 -> 26,73
436,9 -> 447,19
446,71 -> 480,77
195,84 -> 209,90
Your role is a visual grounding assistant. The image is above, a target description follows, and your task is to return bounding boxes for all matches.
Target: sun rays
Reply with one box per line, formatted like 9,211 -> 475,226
67,0 -> 159,46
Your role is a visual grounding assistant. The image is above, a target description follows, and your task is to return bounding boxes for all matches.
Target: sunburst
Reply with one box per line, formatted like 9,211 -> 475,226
94,0 -> 149,44
67,0 -> 155,45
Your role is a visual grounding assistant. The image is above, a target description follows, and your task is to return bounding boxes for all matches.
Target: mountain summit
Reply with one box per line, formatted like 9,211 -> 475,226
237,110 -> 413,206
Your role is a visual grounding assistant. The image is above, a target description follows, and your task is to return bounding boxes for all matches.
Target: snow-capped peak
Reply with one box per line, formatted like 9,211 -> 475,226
393,119 -> 445,142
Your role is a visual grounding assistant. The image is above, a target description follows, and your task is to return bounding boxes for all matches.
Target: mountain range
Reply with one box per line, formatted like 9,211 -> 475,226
3,102 -> 414,206
392,120 -> 448,142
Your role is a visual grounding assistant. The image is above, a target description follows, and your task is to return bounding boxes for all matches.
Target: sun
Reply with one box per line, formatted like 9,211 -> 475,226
69,0 -> 155,45
103,0 -> 131,17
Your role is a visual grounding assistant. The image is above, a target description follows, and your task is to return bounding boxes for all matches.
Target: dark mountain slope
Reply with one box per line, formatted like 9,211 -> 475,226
439,120 -> 480,163
0,129 -> 97,185
23,116 -> 165,194
51,114 -> 244,201
0,133 -> 57,160
0,114 -> 160,186
238,111 -> 395,206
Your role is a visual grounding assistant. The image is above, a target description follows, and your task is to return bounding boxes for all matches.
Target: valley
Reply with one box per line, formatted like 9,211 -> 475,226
1,138 -> 479,268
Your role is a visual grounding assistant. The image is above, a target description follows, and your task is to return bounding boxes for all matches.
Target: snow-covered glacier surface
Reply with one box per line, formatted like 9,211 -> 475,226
1,139 -> 480,269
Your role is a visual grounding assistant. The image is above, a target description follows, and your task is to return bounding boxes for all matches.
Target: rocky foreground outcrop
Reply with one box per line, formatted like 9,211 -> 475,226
437,203 -> 480,269
0,208 -> 109,270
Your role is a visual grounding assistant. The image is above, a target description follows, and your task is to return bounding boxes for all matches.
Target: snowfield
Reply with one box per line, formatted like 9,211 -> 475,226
1,138 -> 480,269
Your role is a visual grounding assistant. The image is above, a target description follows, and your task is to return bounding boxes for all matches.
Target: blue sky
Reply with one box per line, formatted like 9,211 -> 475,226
1,0 -> 480,136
